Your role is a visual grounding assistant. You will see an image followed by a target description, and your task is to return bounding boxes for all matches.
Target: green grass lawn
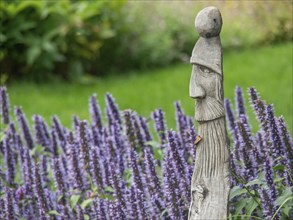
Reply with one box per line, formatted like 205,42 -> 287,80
4,42 -> 293,133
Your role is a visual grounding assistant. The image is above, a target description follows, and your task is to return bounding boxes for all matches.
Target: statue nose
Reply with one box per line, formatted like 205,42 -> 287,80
190,83 -> 206,99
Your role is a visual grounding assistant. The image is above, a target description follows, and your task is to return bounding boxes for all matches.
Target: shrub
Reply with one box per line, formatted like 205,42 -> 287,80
1,1 -> 292,83
0,0 -> 126,82
0,86 -> 292,219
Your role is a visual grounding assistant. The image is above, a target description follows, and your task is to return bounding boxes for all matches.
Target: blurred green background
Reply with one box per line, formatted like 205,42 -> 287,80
1,0 -> 292,132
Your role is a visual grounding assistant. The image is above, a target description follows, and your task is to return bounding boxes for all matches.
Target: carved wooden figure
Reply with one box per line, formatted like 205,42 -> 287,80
188,7 -> 230,220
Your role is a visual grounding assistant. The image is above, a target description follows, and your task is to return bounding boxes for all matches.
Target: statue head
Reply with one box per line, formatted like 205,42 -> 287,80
189,7 -> 225,122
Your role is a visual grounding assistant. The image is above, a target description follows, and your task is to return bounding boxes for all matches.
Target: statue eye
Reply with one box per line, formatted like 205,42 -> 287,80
199,66 -> 211,75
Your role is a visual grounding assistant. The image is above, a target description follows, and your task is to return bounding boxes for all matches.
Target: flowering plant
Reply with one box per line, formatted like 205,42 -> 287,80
0,86 -> 292,219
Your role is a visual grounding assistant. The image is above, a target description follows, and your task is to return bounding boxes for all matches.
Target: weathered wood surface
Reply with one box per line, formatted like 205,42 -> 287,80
188,7 -> 230,220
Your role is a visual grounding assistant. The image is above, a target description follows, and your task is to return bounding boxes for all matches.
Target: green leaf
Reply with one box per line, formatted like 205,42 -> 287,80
153,147 -> 163,161
274,176 -> 285,184
245,178 -> 263,187
245,198 -> 260,216
27,45 -> 41,65
81,198 -> 93,209
48,210 -> 61,216
100,28 -> 115,39
273,164 -> 284,171
160,209 -> 168,218
257,171 -> 265,181
272,196 -> 293,219
104,186 -> 115,193
229,186 -> 247,200
145,141 -> 160,148
84,214 -> 90,220
30,144 -> 43,157
99,193 -> 116,201
70,194 -> 81,208
283,205 -> 292,216
235,198 -> 249,215
275,188 -> 293,206
57,195 -> 63,202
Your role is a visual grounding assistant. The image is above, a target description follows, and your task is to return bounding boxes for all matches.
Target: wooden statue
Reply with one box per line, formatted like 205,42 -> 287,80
188,7 -> 230,220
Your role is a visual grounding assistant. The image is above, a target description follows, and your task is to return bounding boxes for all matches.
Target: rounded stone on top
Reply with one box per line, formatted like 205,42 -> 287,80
195,6 -> 222,38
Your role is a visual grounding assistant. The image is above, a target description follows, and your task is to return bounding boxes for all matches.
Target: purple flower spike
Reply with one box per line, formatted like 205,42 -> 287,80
237,115 -> 256,179
41,155 -> 50,186
229,153 -> 237,187
144,148 -> 162,197
248,88 -> 270,137
266,105 -> 290,184
102,156 -> 111,187
266,105 -> 283,159
186,125 -> 197,160
78,120 -> 91,174
128,186 -> 139,219
4,131 -> 16,185
76,205 -> 84,220
137,188 -> 147,220
109,162 -> 125,209
133,115 -> 145,148
152,109 -> 167,145
224,99 -> 236,137
168,131 -> 191,202
277,117 -> 293,185
112,202 -> 127,220
258,188 -> 279,220
91,125 -> 103,148
72,115 -> 80,132
104,135 -> 117,163
124,110 -> 137,149
93,199 -> 108,220
175,102 -> 188,145
89,94 -> 103,133
106,93 -> 122,128
51,158 -> 66,195
255,132 -> 265,162
24,149 -> 33,192
138,116 -> 153,142
128,146 -> 143,194
263,153 -> 277,201
52,115 -> 66,146
235,86 -> 246,117
248,87 -> 260,103
277,116 -> 293,160
5,187 -> 15,220
67,132 -> 84,191
91,148 -> 104,190
110,122 -> 125,167
15,107 -> 34,149
0,86 -> 10,124
33,162 -> 49,219
15,185 -> 26,201
33,115 -> 51,150
0,198 -> 4,219
50,129 -> 59,157
167,130 -> 186,178
163,152 -> 182,219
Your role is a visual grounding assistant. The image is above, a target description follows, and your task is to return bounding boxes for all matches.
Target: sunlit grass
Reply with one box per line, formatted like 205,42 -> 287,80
5,43 -> 292,132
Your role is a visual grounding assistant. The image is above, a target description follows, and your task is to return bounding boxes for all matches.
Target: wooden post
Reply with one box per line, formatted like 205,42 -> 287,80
188,7 -> 230,220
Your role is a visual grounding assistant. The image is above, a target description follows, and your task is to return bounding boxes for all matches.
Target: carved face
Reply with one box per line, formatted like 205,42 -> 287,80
189,64 -> 225,122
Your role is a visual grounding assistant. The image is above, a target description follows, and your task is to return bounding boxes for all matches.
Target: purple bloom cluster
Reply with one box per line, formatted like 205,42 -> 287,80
1,85 -> 292,219
226,87 -> 293,219
0,86 -> 195,219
